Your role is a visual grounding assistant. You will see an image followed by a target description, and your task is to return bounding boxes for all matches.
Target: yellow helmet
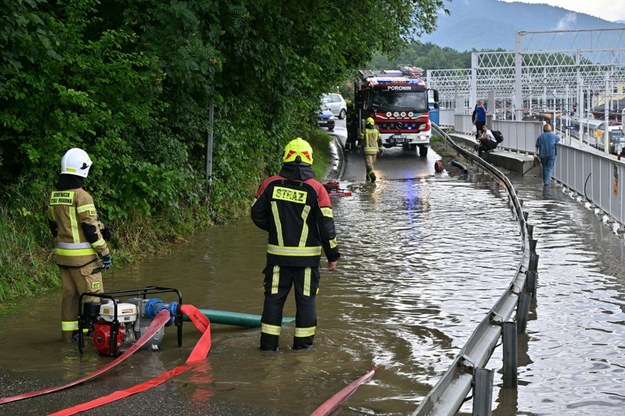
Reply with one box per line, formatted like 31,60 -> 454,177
283,138 -> 313,165
366,117 -> 375,126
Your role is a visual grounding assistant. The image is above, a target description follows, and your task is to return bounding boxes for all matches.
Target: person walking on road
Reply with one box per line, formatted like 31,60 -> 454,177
48,148 -> 111,342
535,123 -> 561,186
251,138 -> 340,351
360,117 -> 383,182
472,100 -> 488,139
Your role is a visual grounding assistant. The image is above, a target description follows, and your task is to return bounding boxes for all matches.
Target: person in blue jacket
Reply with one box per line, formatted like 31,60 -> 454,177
535,123 -> 561,186
472,99 -> 488,139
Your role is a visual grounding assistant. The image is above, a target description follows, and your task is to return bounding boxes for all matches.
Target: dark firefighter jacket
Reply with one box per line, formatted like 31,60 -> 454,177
251,163 -> 340,267
48,174 -> 110,267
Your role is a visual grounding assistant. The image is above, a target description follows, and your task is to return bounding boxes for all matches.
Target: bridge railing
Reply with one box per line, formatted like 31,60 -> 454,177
450,113 -> 625,229
556,145 -> 625,227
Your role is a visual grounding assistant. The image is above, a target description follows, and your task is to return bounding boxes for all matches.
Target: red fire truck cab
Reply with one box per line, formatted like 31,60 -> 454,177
354,66 -> 439,158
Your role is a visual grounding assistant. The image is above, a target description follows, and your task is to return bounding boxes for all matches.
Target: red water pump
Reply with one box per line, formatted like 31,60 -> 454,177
78,286 -> 184,356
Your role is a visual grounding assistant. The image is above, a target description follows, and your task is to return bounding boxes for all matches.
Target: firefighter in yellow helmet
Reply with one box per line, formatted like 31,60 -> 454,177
251,138 -> 340,351
360,117 -> 383,182
48,148 -> 111,342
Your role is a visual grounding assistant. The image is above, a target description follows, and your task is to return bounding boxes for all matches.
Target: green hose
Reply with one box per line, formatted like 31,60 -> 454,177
182,308 -> 294,328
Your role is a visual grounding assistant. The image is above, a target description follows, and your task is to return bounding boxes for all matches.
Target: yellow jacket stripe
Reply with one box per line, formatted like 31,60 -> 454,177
328,237 -> 338,249
57,242 -> 92,249
321,207 -> 333,218
55,247 -> 97,256
69,206 -> 80,243
271,201 -> 284,246
91,238 -> 106,248
77,203 -> 95,214
299,205 -> 311,247
267,245 -> 322,256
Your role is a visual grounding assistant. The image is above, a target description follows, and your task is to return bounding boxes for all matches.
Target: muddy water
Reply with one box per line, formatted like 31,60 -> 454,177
1,173 -> 624,415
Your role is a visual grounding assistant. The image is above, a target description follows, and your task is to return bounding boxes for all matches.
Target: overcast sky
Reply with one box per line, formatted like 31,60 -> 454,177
500,0 -> 625,22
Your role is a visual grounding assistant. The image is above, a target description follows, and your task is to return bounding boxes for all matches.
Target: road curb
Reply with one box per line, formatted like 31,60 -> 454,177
325,135 -> 345,181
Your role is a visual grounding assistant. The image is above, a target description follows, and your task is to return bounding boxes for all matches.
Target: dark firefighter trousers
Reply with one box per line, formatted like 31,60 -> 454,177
260,265 -> 320,351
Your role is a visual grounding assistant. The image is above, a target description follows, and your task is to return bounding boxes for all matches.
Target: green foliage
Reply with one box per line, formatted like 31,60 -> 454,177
307,130 -> 335,180
0,185 -> 60,302
0,0 -> 449,300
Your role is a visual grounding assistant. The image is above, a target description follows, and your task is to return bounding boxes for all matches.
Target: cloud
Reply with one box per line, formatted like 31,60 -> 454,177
555,12 -> 578,30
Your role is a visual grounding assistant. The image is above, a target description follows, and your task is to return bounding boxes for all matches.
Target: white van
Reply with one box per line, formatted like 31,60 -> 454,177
322,93 -> 347,120
594,122 -> 625,154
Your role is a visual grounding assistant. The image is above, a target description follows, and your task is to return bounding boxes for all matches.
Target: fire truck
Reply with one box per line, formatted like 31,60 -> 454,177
352,66 -> 439,157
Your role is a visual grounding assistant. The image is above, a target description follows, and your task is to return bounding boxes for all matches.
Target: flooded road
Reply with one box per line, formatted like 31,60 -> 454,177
1,149 -> 625,415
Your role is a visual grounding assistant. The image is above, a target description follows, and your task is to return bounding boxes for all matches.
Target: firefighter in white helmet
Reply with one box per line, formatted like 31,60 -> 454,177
251,138 -> 340,351
48,148 -> 111,342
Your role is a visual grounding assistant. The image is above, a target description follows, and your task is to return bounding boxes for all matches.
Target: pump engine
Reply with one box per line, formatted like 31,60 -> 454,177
78,287 -> 184,356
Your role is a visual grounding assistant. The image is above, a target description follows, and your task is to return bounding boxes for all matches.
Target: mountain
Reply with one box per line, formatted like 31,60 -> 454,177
419,0 -> 625,52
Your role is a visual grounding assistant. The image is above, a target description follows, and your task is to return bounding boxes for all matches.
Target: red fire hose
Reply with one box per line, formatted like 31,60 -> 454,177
309,368 -> 376,416
0,309 -> 171,405
48,304 -> 211,416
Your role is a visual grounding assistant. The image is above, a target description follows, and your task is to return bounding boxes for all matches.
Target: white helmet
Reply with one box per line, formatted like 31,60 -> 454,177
60,148 -> 92,178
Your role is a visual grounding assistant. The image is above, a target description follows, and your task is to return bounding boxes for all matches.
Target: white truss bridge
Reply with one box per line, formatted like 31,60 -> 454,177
427,28 -> 625,121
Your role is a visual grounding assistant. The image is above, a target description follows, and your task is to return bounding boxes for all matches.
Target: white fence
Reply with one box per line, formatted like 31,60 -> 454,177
556,145 -> 625,228
449,114 -> 625,229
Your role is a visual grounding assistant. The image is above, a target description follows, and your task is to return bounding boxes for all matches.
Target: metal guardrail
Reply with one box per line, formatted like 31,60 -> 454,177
414,126 -> 536,415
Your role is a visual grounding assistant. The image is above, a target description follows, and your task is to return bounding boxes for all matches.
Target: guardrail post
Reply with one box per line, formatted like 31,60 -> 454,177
473,367 -> 494,416
526,270 -> 537,298
526,253 -> 539,297
516,292 -> 532,333
529,252 -> 539,272
502,321 -> 518,388
529,238 -> 537,253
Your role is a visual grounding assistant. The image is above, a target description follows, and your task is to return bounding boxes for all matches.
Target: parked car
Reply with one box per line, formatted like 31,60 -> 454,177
322,93 -> 347,120
317,106 -> 335,131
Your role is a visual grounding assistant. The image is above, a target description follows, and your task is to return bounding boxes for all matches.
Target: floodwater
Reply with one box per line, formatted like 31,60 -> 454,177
492,176 -> 625,416
1,171 -> 624,415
